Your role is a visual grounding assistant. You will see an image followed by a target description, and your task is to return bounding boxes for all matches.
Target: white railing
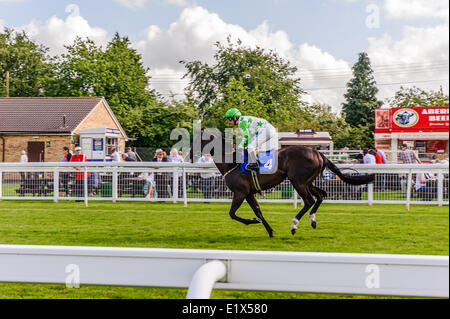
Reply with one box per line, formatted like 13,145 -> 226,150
0,245 -> 447,298
0,162 -> 448,209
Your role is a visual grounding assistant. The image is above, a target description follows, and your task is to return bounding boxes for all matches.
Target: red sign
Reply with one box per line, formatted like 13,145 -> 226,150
375,107 -> 449,133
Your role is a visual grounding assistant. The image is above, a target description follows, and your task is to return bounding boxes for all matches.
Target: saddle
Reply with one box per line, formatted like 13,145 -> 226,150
239,150 -> 277,175
239,150 -> 277,196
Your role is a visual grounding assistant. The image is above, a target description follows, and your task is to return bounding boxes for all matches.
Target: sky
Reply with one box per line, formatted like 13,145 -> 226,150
0,0 -> 448,112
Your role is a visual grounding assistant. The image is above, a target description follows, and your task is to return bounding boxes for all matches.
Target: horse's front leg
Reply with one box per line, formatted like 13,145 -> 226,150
246,194 -> 274,238
229,193 -> 261,226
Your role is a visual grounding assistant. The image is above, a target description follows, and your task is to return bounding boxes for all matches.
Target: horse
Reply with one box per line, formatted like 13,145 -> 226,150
199,131 -> 375,238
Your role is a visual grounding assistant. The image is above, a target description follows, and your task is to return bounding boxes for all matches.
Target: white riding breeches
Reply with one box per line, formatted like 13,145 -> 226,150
247,129 -> 278,163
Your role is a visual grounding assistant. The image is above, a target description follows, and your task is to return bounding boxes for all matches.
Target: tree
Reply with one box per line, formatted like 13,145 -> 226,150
0,28 -> 53,97
286,103 -> 349,137
342,52 -> 382,129
181,38 -> 306,129
386,86 -> 449,108
333,125 -> 374,149
139,100 -> 198,149
48,34 -> 158,144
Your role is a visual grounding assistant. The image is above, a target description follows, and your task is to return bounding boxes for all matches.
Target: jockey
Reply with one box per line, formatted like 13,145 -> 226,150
225,108 -> 278,171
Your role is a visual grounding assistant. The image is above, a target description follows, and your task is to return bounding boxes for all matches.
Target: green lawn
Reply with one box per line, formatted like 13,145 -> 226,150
0,201 -> 448,299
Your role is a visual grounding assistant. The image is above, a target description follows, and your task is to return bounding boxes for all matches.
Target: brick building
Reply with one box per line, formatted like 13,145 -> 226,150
0,97 -> 128,162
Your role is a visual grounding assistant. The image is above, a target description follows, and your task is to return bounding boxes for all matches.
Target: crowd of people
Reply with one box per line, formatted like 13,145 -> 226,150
17,143 -> 448,201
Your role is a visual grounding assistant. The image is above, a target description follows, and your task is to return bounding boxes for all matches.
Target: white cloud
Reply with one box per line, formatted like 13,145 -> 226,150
163,0 -> 190,7
113,0 -> 148,9
368,23 -> 449,102
15,4 -> 109,55
384,0 -> 449,21
137,6 -> 351,111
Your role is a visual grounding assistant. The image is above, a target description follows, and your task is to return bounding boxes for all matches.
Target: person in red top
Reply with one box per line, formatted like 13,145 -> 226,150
375,151 -> 384,164
373,148 -> 386,192
70,146 -> 91,200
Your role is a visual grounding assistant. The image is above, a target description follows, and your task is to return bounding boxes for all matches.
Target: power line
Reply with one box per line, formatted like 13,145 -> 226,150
148,60 -> 449,78
304,79 -> 449,91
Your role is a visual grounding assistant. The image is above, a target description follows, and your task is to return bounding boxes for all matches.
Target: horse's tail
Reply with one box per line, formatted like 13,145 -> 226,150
319,153 -> 375,185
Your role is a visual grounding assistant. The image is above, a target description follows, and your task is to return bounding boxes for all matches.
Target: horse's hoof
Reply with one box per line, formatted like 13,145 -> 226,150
311,221 -> 317,229
291,229 -> 297,236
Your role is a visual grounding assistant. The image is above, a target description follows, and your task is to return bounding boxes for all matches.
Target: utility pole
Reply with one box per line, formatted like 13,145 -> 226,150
6,71 -> 10,97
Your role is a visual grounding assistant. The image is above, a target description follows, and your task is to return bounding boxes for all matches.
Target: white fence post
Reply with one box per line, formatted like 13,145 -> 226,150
406,170 -> 412,211
293,188 -> 298,209
53,168 -> 59,203
84,167 -> 88,207
0,171 -> 2,200
367,183 -> 374,206
112,166 -> 118,203
173,168 -> 179,204
183,168 -> 188,208
437,172 -> 443,207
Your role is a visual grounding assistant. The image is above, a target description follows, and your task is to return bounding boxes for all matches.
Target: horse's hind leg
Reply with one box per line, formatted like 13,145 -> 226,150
290,184 -> 315,235
229,193 -> 261,226
246,194 -> 274,238
308,185 -> 327,229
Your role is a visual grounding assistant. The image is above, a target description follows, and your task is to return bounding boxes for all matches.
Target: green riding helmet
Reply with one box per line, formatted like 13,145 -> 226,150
225,108 -> 242,119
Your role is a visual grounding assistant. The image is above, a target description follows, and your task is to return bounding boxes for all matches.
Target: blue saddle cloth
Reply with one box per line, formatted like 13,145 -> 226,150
240,150 -> 277,174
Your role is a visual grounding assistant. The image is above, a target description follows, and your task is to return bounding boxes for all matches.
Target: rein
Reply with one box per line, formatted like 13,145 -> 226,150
223,165 -> 239,178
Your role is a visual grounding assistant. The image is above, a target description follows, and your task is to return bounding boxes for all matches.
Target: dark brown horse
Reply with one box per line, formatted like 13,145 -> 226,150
200,133 -> 375,238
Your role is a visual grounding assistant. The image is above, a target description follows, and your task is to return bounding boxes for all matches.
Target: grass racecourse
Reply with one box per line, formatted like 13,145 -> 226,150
0,200 -> 448,299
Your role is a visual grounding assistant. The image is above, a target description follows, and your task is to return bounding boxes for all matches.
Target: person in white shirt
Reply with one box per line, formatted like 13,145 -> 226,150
20,150 -> 28,163
19,150 -> 28,182
415,172 -> 437,201
363,148 -> 376,164
168,148 -> 184,198
111,147 -> 120,162
197,154 -> 215,200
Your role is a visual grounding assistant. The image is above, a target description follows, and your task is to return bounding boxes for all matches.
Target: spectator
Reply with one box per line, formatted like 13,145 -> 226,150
88,172 -> 100,196
374,148 -> 386,164
197,154 -> 215,201
122,153 -> 136,162
60,147 -> 72,197
19,150 -> 28,183
168,148 -> 184,163
138,171 -> 156,199
373,149 -> 386,192
168,148 -> 184,198
20,150 -> 28,163
169,148 -> 184,198
399,144 -> 421,164
152,149 -> 170,198
70,146 -> 91,201
355,153 -> 364,164
363,148 -> 376,164
415,171 -> 437,201
126,147 -> 137,161
111,147 -> 121,162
